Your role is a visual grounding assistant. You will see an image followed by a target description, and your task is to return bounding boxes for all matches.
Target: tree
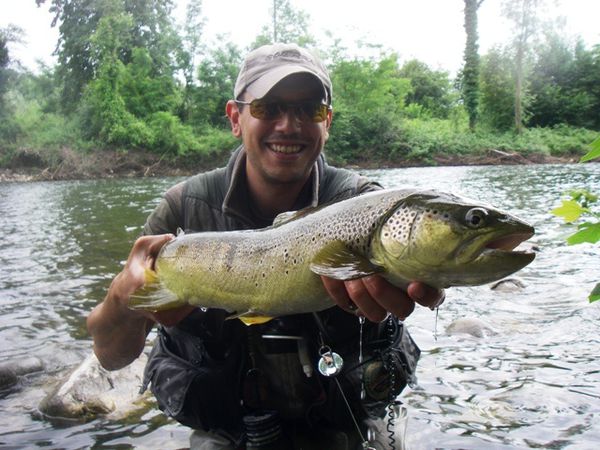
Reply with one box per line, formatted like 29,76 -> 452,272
478,46 -> 516,131
192,41 -> 242,128
37,0 -> 180,113
327,54 -> 412,162
572,43 -> 600,130
462,0 -> 484,131
528,33 -> 595,128
501,0 -> 543,134
0,25 -> 25,143
179,0 -> 206,122
80,2 -> 187,153
398,59 -> 454,119
82,4 -> 145,145
251,0 -> 316,48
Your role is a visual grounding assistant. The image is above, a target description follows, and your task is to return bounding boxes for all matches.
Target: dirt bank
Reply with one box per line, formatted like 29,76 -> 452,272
0,147 -> 582,183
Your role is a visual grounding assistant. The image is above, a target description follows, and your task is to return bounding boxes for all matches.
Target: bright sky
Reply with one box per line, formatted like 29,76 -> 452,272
1,0 -> 599,75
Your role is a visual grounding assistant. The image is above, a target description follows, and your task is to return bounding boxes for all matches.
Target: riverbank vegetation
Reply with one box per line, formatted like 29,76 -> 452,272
1,0 -> 599,180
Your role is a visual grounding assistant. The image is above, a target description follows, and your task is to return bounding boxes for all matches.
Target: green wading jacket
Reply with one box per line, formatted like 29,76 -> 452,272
140,146 -> 419,439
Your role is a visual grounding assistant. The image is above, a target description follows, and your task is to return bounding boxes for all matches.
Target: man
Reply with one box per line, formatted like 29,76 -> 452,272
87,43 -> 444,449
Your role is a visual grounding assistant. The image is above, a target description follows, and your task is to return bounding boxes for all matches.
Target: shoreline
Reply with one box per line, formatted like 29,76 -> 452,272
0,148 -> 583,183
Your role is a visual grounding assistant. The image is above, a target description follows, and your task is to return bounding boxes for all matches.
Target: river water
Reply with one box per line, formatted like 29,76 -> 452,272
0,164 -> 599,449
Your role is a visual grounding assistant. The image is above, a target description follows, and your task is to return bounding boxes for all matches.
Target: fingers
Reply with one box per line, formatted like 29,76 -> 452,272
147,233 -> 175,255
321,276 -> 353,311
321,275 -> 410,322
361,276 -> 415,320
112,234 -> 175,302
127,234 -> 174,273
344,279 -> 388,322
407,282 -> 445,310
322,275 -> 446,323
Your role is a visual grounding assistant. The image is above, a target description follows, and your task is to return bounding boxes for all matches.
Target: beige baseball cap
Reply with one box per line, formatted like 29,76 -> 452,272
234,43 -> 332,104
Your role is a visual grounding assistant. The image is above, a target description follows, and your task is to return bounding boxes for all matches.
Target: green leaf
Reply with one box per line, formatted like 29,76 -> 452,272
552,200 -> 587,223
568,189 -> 598,205
566,222 -> 600,245
589,283 -> 600,303
580,136 -> 600,162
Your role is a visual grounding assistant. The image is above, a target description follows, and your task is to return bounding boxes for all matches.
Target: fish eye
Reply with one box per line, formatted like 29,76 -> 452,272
465,208 -> 488,228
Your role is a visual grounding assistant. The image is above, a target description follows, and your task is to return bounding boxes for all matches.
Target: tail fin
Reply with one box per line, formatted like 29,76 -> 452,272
128,269 -> 187,312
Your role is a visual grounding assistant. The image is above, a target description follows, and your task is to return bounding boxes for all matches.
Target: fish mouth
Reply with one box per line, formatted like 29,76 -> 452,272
484,231 -> 535,253
446,228 -> 536,287
458,225 -> 535,260
474,229 -> 536,266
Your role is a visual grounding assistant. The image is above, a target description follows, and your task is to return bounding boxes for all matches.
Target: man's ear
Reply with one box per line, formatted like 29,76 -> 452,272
226,100 -> 242,138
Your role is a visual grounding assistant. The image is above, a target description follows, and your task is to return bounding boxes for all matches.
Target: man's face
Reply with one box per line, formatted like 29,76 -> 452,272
227,73 -> 332,187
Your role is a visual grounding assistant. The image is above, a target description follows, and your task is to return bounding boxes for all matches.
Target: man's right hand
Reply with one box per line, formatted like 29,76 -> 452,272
87,234 -> 194,370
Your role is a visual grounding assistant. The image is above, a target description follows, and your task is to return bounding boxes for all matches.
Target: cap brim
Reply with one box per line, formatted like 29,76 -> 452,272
246,65 -> 326,99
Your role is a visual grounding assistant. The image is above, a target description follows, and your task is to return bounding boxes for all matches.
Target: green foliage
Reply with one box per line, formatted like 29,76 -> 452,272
331,54 -> 411,115
552,198 -> 590,223
120,48 -> 181,118
528,36 -> 600,130
327,104 -> 405,163
194,126 -> 238,155
501,0 -> 543,134
179,0 -> 206,121
326,54 -> 412,162
1,0 -> 598,170
0,25 -> 25,143
39,0 -> 179,113
551,137 -> 600,303
191,42 -> 242,128
479,46 -> 517,131
398,59 -> 455,119
147,111 -> 201,156
589,284 -> 600,303
581,136 -> 600,162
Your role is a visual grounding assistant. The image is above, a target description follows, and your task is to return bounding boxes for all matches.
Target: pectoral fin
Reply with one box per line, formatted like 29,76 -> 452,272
128,268 -> 187,312
310,240 -> 383,280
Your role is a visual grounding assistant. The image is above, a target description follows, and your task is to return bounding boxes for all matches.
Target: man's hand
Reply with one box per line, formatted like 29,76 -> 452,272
87,234 -> 194,370
112,234 -> 195,326
321,275 -> 445,322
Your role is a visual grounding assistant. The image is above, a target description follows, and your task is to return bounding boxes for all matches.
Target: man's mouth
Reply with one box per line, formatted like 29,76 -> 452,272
268,143 -> 303,154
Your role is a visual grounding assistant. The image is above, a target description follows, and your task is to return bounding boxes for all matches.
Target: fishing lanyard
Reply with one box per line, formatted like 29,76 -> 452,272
312,313 -> 377,450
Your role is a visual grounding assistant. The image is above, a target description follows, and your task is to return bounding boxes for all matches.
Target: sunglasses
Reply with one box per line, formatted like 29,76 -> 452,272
235,99 -> 331,123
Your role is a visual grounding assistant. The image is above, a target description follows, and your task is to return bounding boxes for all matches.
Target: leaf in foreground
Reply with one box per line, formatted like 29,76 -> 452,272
589,283 -> 600,303
566,222 -> 600,245
580,136 -> 600,163
552,200 -> 587,223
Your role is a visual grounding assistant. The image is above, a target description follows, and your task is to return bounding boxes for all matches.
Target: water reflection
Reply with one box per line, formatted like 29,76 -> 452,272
1,164 -> 599,448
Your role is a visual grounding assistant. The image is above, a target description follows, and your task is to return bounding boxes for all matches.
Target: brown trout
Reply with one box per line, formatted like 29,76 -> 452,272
129,189 -> 535,324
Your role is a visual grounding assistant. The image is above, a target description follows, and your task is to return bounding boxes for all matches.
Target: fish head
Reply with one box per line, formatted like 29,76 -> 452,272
373,191 -> 536,287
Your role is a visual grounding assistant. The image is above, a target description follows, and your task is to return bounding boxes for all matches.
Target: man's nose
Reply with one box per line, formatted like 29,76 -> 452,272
273,107 -> 302,132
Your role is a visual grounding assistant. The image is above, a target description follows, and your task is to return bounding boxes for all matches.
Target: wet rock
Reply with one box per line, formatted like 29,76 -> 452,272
446,317 -> 497,338
39,352 -> 151,421
489,277 -> 526,292
0,357 -> 45,390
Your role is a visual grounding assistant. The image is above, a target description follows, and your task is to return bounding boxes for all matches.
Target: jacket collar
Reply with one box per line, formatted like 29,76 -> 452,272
222,145 -> 322,225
